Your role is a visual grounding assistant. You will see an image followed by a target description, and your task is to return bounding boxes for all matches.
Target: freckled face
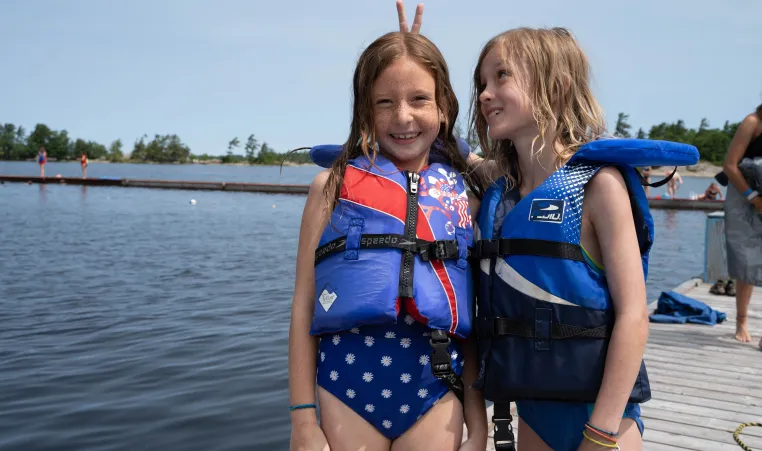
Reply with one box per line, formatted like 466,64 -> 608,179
372,56 -> 442,170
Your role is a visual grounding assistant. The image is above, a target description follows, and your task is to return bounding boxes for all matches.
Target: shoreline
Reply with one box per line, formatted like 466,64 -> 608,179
1,159 -> 722,174
661,161 -> 723,179
1,159 -> 318,168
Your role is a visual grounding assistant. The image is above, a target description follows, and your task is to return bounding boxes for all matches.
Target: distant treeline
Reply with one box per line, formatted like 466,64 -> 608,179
0,115 -> 742,165
613,113 -> 739,164
0,122 -> 311,165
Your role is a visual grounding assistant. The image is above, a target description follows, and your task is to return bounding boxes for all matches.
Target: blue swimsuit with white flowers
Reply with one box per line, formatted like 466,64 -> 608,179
316,311 -> 463,439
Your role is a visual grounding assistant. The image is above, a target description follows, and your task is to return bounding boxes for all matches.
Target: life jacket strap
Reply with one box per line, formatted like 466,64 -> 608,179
636,165 -> 677,188
314,234 -> 465,264
476,317 -> 611,340
492,402 -> 516,451
470,238 -> 585,263
429,330 -> 465,406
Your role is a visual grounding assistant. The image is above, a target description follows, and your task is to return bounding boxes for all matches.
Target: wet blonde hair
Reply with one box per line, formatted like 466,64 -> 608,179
324,32 -> 479,208
469,27 -> 606,189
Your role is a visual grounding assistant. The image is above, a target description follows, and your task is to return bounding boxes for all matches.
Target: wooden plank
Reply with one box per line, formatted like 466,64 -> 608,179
477,279 -> 762,450
651,387 -> 762,414
643,442 -> 695,451
643,281 -> 762,449
645,342 -> 762,367
644,416 -> 762,444
645,367 -> 762,392
642,408 -> 762,438
644,353 -> 762,379
643,428 -> 741,451
646,371 -> 762,398
644,399 -> 762,425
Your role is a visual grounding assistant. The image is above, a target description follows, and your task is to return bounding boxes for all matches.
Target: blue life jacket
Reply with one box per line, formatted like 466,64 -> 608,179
471,138 -> 699,404
310,153 -> 475,340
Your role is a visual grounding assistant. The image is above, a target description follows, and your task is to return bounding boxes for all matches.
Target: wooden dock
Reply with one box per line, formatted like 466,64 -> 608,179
0,175 -> 725,211
474,279 -> 762,450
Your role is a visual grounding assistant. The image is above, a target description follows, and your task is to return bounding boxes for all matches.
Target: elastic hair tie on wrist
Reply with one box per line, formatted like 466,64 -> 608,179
289,403 -> 317,412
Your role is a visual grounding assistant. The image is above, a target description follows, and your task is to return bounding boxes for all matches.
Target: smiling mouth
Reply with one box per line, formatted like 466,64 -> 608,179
389,132 -> 421,145
486,109 -> 502,119
390,132 -> 421,141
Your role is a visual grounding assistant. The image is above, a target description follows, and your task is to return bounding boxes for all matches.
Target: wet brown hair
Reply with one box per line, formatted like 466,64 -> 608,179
756,103 -> 762,117
469,27 -> 606,189
324,32 -> 479,209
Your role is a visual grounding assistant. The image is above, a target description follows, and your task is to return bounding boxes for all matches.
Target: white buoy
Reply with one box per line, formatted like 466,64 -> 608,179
272,204 -> 276,208
190,199 -> 196,205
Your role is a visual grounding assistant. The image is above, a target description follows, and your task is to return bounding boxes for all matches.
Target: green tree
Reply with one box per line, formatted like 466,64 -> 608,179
244,134 -> 259,164
27,123 -> 54,157
636,128 -> 646,139
257,142 -> 275,164
614,113 -> 631,138
130,135 -> 149,161
698,118 -> 710,132
228,137 -> 240,153
0,123 -> 19,160
108,139 -> 124,162
48,130 -> 73,160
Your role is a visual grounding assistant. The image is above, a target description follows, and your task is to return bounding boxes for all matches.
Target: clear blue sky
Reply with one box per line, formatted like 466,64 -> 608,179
1,0 -> 760,156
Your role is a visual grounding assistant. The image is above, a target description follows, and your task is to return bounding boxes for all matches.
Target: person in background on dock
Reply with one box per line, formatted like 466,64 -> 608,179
80,152 -> 88,178
288,31 -> 487,451
393,2 -> 699,449
697,181 -> 723,201
665,168 -> 682,198
37,146 -> 47,177
721,103 -> 762,345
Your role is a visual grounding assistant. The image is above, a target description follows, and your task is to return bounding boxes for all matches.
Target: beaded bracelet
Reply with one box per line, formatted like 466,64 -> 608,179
289,403 -> 317,412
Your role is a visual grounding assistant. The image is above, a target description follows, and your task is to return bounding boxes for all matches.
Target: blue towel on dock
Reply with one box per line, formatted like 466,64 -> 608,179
649,291 -> 726,325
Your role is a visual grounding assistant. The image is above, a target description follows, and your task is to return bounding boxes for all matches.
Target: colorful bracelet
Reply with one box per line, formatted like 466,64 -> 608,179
582,430 -> 619,449
289,403 -> 317,412
585,423 -> 619,443
743,188 -> 753,197
585,421 -> 620,438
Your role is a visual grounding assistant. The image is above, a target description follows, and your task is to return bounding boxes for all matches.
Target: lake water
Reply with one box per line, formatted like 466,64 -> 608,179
0,161 -> 720,450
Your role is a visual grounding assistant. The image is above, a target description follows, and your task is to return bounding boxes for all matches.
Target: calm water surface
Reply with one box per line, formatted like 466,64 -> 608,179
0,162 -> 718,450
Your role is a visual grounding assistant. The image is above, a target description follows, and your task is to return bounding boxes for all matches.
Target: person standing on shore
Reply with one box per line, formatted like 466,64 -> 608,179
722,103 -> 762,345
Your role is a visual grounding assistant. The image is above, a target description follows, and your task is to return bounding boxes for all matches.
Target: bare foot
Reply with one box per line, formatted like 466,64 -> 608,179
735,321 -> 752,343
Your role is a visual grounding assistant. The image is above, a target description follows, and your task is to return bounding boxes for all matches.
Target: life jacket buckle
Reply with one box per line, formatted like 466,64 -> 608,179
419,240 -> 458,262
429,330 -> 453,377
428,330 -> 465,405
492,417 -> 516,451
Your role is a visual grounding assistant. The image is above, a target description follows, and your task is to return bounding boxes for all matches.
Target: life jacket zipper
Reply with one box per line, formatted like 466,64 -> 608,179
399,171 -> 420,298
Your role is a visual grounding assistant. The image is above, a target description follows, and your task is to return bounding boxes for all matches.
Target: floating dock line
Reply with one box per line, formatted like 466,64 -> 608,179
0,175 -> 310,194
0,175 -> 724,211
